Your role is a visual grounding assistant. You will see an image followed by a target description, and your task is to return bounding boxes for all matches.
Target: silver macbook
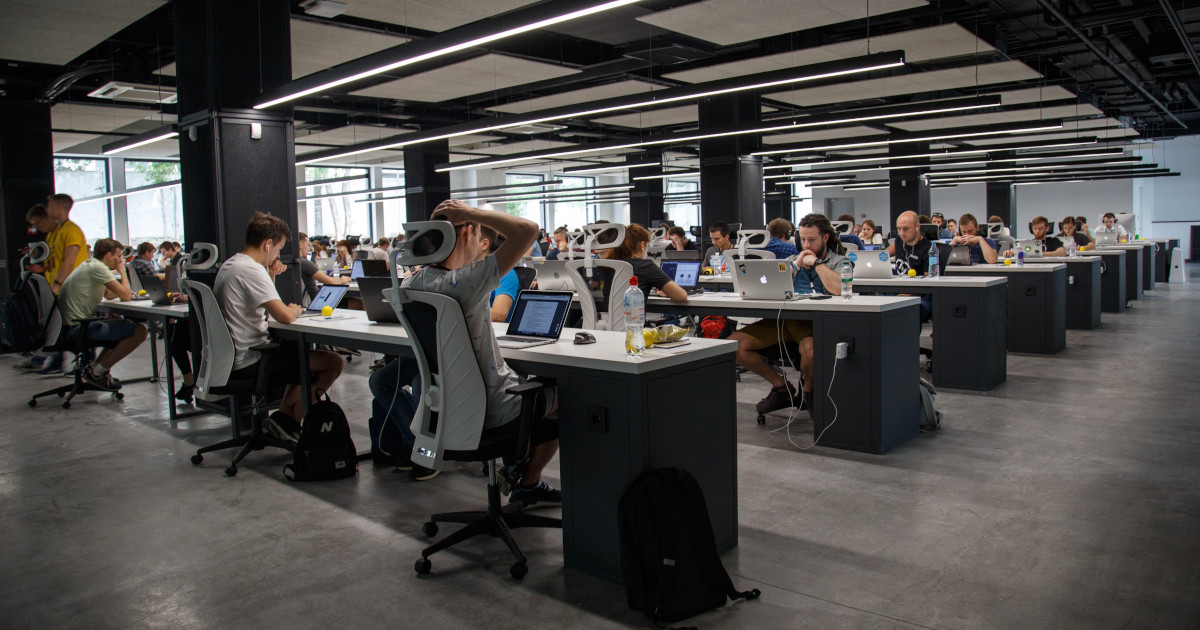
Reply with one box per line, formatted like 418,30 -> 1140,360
731,259 -> 796,300
947,244 -> 973,266
297,284 -> 348,317
1094,231 -> 1119,247
532,260 -> 573,291
849,250 -> 894,279
660,260 -> 703,295
1014,239 -> 1044,258
495,290 -> 574,348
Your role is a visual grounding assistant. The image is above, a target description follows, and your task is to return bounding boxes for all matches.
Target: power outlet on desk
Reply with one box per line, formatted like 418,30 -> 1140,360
1025,287 -> 1038,296
952,304 -> 967,318
587,406 -> 608,434
835,336 -> 854,358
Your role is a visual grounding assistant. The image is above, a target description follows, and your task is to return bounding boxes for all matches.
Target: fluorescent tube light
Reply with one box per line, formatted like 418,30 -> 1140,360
101,125 -> 178,155
632,171 -> 700,180
751,122 -> 1065,157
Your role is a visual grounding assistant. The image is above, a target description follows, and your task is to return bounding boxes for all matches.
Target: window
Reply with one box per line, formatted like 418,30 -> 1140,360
547,175 -> 594,229
53,158 -> 110,242
125,160 -> 184,246
304,166 -> 371,240
792,182 -> 813,221
505,173 -> 545,226
665,179 -> 700,231
379,168 -> 406,238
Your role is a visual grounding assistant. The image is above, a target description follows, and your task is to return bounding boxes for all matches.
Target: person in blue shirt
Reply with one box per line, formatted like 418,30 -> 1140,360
764,218 -> 799,259
836,214 -> 866,249
931,213 -> 954,240
949,213 -> 998,264
480,225 -> 522,322
544,227 -> 570,260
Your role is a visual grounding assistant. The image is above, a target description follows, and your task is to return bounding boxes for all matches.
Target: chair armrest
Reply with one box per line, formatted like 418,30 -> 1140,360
505,378 -> 552,397
249,342 -> 281,352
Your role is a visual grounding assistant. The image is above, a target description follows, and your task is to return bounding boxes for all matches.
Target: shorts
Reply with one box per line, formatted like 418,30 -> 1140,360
62,319 -> 139,344
482,386 -> 558,446
736,318 -> 814,348
228,339 -> 305,389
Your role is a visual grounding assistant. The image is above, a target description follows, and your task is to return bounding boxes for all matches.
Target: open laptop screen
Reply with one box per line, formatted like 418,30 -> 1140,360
661,261 -> 700,288
350,260 -> 365,280
307,285 -> 348,312
505,290 -> 573,339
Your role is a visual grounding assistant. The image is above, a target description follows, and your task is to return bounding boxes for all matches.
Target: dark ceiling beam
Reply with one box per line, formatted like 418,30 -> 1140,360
1157,0 -> 1200,82
1033,0 -> 1186,127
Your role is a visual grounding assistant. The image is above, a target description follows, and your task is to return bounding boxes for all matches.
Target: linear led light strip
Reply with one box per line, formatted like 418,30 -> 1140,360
359,184 -> 633,204
925,159 -> 1142,178
256,0 -> 643,109
765,139 -> 1104,168
766,148 -> 1124,175
101,129 -> 179,156
436,99 -> 1007,173
764,160 -> 993,179
296,51 -> 908,165
301,178 -> 565,202
927,166 -> 1163,184
632,171 -> 700,180
751,123 -> 1065,157
1012,172 -> 1179,186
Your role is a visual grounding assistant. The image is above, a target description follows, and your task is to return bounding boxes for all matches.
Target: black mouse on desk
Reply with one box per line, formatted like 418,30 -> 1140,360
573,332 -> 596,345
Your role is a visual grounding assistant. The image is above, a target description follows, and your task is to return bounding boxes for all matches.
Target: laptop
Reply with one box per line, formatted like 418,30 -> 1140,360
848,250 -> 894,279
316,257 -> 335,271
1014,239 -> 1044,258
660,261 -> 703,295
350,259 -> 388,281
1094,231 -> 1119,247
532,260 -> 573,291
730,259 -> 797,300
662,249 -> 702,262
297,284 -> 349,317
495,290 -> 574,348
138,274 -> 173,305
947,244 -> 973,266
860,244 -> 882,251
165,267 -> 179,293
357,277 -> 399,324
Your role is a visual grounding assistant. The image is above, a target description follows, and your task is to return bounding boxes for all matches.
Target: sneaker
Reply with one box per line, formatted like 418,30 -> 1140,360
264,412 -> 302,443
174,383 -> 195,404
509,480 -> 562,510
105,373 -> 121,390
755,382 -> 798,415
12,356 -> 45,371
408,464 -> 440,481
800,390 -> 813,411
37,357 -> 64,376
497,462 -> 526,496
391,453 -> 414,472
80,368 -> 111,390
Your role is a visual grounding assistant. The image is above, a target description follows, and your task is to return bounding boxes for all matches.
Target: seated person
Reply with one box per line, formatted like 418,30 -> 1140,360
130,242 -> 157,277
158,241 -> 183,279
1003,216 -> 1066,257
945,218 -> 958,236
296,232 -> 350,301
931,212 -> 954,239
215,213 -> 344,442
836,214 -> 866,249
544,226 -> 571,260
1092,212 -> 1128,239
885,211 -> 934,321
765,218 -> 800,259
405,200 -> 560,509
729,214 -> 847,415
1074,215 -> 1094,242
334,240 -> 354,268
610,223 -> 688,303
859,219 -> 884,245
702,221 -> 734,272
1057,216 -> 1090,248
367,238 -> 391,260
949,213 -> 998,264
480,225 -> 522,322
667,225 -> 697,251
57,238 -> 149,390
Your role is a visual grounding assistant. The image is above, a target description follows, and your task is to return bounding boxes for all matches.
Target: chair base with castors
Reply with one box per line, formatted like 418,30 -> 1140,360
190,409 -> 293,477
29,316 -> 124,409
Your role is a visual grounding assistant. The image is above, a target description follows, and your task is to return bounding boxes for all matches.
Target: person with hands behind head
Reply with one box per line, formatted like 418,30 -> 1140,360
215,213 -> 344,443
1003,215 -> 1066,257
949,213 -> 998,264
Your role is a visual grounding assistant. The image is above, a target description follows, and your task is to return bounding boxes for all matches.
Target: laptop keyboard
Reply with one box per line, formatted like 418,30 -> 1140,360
497,335 -> 545,343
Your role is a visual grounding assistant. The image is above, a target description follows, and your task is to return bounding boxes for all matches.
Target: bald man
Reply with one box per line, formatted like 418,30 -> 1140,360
885,211 -> 934,320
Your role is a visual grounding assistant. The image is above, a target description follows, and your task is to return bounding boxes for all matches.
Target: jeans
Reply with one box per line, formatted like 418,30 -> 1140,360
368,358 -> 420,447
62,319 -> 139,344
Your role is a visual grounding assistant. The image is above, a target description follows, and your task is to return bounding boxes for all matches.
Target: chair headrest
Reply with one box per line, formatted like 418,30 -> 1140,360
986,222 -> 1004,237
736,229 -> 770,248
26,241 -> 50,265
181,243 -> 219,272
396,221 -> 456,267
831,221 -> 853,235
649,226 -> 668,241
581,223 -> 625,250
121,245 -> 134,259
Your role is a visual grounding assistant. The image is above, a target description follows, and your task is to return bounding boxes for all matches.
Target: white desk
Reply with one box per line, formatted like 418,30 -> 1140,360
647,293 -> 922,454
95,300 -> 199,421
268,311 -> 738,583
945,264 -> 1067,354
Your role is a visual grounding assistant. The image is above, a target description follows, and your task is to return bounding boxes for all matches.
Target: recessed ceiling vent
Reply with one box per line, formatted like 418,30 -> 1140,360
88,81 -> 177,105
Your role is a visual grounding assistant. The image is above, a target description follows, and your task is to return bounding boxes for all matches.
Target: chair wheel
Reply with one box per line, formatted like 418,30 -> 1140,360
62,401 -> 70,409
756,414 -> 765,425
191,454 -> 203,465
422,522 -> 439,537
510,562 -> 528,580
224,466 -> 238,477
415,558 -> 432,575
28,399 -> 36,407
114,392 -> 124,400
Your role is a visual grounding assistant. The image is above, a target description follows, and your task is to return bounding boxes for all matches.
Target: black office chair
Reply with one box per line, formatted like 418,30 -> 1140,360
389,222 -> 559,580
513,266 -> 537,291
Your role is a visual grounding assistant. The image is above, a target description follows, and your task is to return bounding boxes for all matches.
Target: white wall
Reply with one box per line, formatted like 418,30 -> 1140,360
811,185 -> 890,230
930,182 -> 987,226
1135,136 -> 1200,254
1011,179 -> 1134,238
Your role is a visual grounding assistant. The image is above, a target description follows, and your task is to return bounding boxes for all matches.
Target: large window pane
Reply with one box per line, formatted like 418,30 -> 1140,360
792,182 -> 812,221
548,175 -> 593,229
380,168 -> 406,238
304,166 -> 371,241
125,160 -> 184,246
53,158 -> 110,242
505,173 -> 544,226
665,179 -> 700,231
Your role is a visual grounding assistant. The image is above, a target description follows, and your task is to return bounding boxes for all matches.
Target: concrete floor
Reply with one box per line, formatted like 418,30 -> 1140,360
2,272 -> 1198,629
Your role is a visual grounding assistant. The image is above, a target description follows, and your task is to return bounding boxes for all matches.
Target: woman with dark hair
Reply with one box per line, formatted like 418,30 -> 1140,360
859,219 -> 884,245
613,223 -> 688,303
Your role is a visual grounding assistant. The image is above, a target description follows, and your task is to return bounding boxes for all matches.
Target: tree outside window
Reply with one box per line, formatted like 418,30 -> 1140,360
125,160 -> 184,246
304,166 -> 371,240
505,173 -> 545,226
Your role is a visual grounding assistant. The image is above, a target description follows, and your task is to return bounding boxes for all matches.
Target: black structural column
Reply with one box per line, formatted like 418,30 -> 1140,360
0,101 -> 53,296
627,151 -> 664,227
403,141 -> 451,222
888,142 -> 930,229
699,94 -> 763,230
174,0 -> 298,260
986,150 -> 1015,226
764,179 -> 791,223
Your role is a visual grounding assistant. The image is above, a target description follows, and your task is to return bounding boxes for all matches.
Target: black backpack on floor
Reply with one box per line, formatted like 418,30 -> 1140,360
284,394 -> 358,482
1,273 -> 48,353
619,467 -> 760,628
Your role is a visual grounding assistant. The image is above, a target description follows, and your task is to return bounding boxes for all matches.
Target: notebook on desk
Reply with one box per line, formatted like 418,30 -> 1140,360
495,290 -> 573,348
297,284 -> 349,317
730,259 -> 796,300
660,260 -> 703,295
849,250 -> 894,279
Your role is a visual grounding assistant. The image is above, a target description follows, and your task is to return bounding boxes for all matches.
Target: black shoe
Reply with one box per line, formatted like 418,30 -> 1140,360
800,390 -> 813,411
80,368 -> 111,390
755,382 -> 798,415
174,383 -> 195,404
509,480 -> 561,510
408,464 -> 440,481
392,454 -> 414,472
264,411 -> 301,443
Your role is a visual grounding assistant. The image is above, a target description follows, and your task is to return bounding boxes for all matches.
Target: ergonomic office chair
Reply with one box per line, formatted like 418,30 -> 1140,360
513,266 -> 537,291
727,229 -> 774,260
387,222 -> 559,580
182,248 -> 291,477
564,223 -> 633,331
27,244 -> 127,409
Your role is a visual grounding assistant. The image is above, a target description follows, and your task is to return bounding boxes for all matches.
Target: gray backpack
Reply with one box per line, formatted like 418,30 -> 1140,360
919,378 -> 943,432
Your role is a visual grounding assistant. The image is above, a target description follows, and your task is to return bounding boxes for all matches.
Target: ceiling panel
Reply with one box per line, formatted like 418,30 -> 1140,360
665,23 -> 994,84
965,128 -> 1139,146
489,79 -> 664,114
591,105 -> 697,129
636,0 -> 927,47
54,132 -> 115,153
472,139 -> 577,155
985,85 -> 1078,105
340,0 -> 539,32
0,0 -> 165,65
295,124 -> 402,147
350,53 -> 580,103
762,125 -> 888,145
766,61 -> 1042,108
290,20 -> 411,79
887,104 -> 1105,132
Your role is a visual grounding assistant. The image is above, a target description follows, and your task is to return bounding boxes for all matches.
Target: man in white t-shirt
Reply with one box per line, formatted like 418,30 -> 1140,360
1093,212 -> 1129,239
403,200 -> 558,510
214,213 -> 344,442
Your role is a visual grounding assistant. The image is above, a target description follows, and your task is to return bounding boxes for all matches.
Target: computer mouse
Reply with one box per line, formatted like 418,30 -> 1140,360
573,332 -> 596,345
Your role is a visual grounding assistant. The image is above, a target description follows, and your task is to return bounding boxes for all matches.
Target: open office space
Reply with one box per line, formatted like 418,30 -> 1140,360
1,1 -> 1198,628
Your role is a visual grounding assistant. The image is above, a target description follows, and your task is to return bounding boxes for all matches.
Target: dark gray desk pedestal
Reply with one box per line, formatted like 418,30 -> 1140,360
1079,250 -> 1126,313
1026,257 -> 1102,329
946,266 -> 1066,354
1123,247 -> 1144,300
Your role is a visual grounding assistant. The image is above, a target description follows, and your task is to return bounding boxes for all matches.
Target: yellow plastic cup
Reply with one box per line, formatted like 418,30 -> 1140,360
321,305 -> 333,318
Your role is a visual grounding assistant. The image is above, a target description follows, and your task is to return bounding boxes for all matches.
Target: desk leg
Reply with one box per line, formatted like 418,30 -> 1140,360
164,318 -> 178,421
148,322 -> 160,383
296,335 -> 313,419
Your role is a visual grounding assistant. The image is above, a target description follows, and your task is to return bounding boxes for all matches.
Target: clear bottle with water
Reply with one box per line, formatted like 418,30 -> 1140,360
710,253 -> 722,272
623,276 -> 646,357
840,260 -> 854,299
1066,236 -> 1077,257
927,241 -> 940,279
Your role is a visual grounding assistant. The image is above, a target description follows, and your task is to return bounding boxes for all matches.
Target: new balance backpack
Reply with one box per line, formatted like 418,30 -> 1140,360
618,467 -> 760,627
284,394 -> 358,481
1,274 -> 48,353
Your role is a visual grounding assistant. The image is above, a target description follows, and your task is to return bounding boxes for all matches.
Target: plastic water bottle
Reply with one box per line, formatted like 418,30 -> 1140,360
840,261 -> 854,300
927,241 -> 940,279
710,253 -> 722,272
623,277 -> 646,357
1067,237 -> 1077,257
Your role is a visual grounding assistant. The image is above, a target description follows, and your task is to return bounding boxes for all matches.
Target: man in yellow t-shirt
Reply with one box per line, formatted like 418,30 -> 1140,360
45,193 -> 87,295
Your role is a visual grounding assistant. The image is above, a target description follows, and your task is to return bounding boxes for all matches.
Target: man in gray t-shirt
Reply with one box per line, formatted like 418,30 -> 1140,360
404,199 -> 561,510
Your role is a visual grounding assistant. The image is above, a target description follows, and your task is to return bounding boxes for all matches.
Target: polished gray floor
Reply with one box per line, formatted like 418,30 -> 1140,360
2,271 -> 1198,629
